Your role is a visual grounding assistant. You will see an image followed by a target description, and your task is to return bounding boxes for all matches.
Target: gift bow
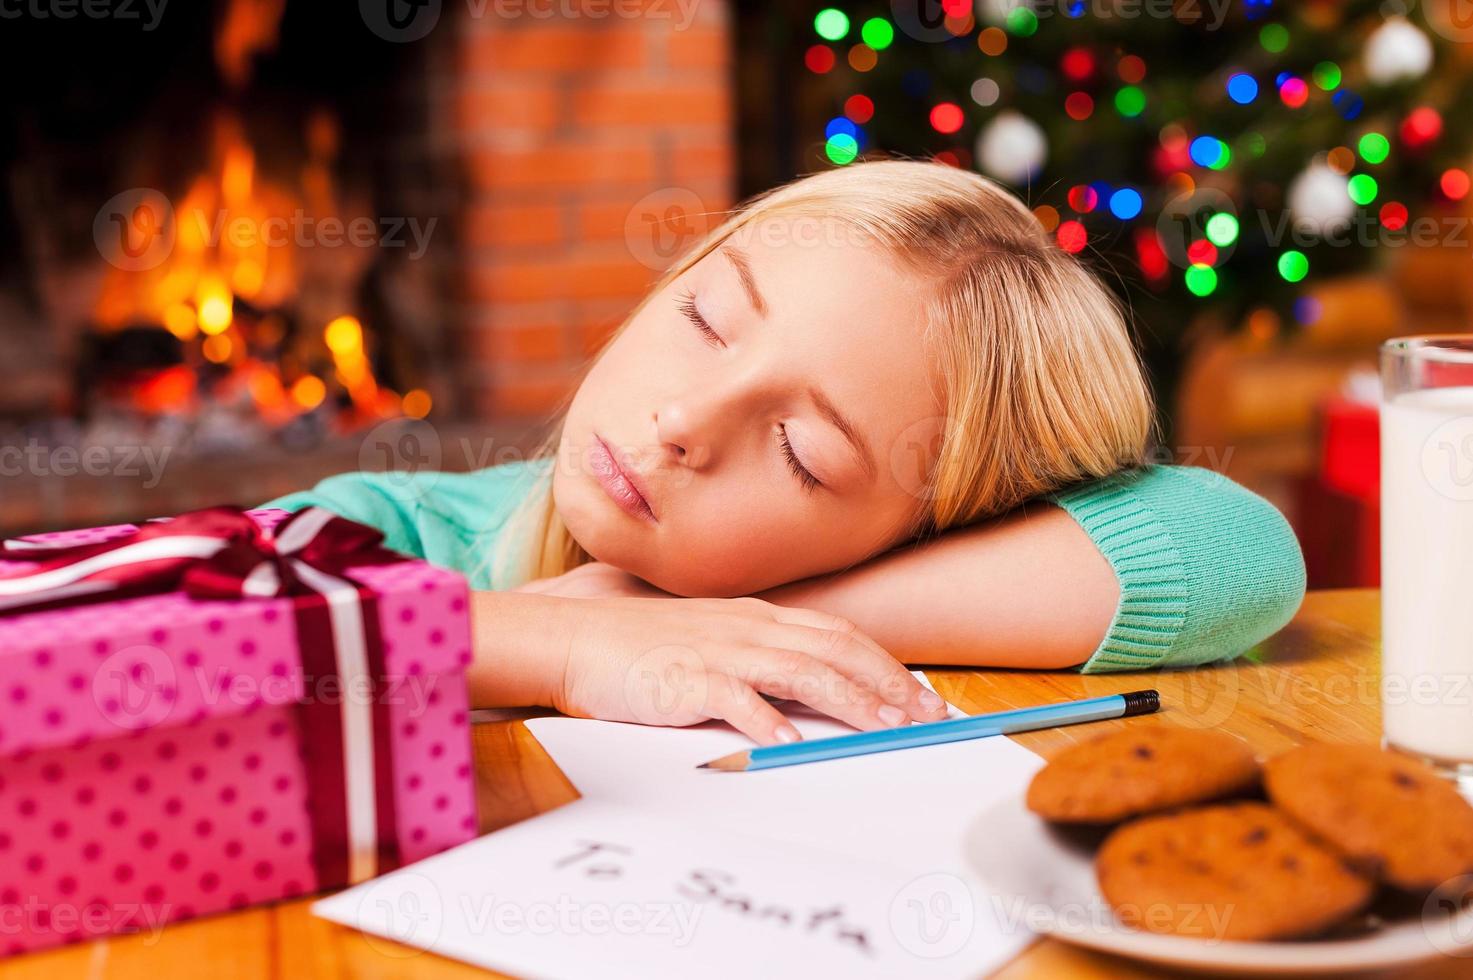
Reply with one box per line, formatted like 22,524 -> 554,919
0,506 -> 405,888
0,505 -> 397,610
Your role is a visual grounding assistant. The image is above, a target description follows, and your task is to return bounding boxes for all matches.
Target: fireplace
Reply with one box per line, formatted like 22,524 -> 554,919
0,0 -> 736,535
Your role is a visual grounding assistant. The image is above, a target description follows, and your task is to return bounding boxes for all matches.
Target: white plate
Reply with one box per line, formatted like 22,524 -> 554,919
962,794 -> 1473,975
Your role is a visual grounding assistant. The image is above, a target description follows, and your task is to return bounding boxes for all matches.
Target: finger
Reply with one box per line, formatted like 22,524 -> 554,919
703,675 -> 801,747
759,615 -> 947,721
727,647 -> 911,734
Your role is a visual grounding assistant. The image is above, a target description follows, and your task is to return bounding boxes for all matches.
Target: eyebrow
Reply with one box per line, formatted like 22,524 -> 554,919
721,245 -> 768,318
810,386 -> 877,479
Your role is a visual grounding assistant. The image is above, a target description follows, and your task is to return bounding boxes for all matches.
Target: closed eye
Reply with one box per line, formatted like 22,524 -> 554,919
676,289 -> 723,347
778,425 -> 821,492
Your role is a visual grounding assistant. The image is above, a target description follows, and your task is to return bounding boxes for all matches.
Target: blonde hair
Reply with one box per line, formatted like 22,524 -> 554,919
493,160 -> 1153,587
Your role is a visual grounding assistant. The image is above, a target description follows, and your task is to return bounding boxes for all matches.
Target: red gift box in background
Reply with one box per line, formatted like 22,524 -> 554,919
1301,393 -> 1381,589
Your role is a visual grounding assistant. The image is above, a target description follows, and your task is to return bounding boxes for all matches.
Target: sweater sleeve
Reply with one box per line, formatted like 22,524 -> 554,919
260,459 -> 551,590
1046,465 -> 1307,673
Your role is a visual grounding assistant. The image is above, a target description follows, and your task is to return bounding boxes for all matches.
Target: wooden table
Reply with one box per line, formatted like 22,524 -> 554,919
3,589 -> 1468,979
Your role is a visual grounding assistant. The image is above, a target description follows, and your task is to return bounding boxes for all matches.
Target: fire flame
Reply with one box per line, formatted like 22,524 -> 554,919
88,0 -> 430,431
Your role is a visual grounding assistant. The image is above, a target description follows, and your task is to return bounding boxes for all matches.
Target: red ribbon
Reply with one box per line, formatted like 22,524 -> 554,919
0,506 -> 405,888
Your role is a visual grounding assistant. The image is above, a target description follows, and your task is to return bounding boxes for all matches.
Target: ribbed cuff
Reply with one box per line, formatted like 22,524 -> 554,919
1048,475 -> 1191,673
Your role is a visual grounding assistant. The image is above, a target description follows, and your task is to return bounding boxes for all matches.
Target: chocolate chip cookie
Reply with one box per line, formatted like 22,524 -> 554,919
1264,743 -> 1473,891
1096,801 -> 1375,941
1026,727 -> 1261,824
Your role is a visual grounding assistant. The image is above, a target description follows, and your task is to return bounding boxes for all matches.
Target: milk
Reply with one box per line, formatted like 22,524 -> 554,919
1380,386 -> 1473,763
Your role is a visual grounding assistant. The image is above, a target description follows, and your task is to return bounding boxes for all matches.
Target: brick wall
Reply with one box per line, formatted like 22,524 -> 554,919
450,1 -> 734,420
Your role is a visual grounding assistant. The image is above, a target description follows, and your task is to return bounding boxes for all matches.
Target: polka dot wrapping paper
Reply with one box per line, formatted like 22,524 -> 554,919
0,510 -> 478,956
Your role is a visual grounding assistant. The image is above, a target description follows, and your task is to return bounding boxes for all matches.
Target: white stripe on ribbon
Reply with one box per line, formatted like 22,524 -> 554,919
291,555 -> 379,886
0,577 -> 119,612
0,535 -> 230,597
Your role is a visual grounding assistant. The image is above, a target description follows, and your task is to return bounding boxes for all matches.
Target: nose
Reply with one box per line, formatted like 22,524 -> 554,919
654,391 -> 729,469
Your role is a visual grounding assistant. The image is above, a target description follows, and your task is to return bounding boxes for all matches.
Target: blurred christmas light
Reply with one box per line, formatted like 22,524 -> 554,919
848,44 -> 878,71
804,45 -> 836,74
860,17 -> 894,50
1184,263 -> 1218,296
825,116 -> 859,140
1115,86 -> 1146,117
1006,7 -> 1039,36
1227,73 -> 1259,104
1333,90 -> 1364,120
1065,92 -> 1094,121
1189,136 -> 1229,168
1206,212 -> 1240,246
1057,220 -> 1088,253
978,27 -> 1007,56
1279,77 -> 1309,108
814,8 -> 849,41
1109,187 -> 1143,219
930,102 -> 965,134
1034,204 -> 1060,232
1327,146 -> 1355,174
1118,55 -> 1147,84
1401,106 -> 1442,148
1313,62 -> 1342,91
1067,185 -> 1099,212
1061,47 -> 1094,82
1441,168 -> 1471,200
1259,24 -> 1289,53
1294,296 -> 1323,325
970,78 -> 1001,107
1347,173 -> 1379,204
825,133 -> 859,165
1278,250 -> 1309,282
1134,228 -> 1169,281
1380,201 -> 1409,230
1358,133 -> 1390,165
1187,239 -> 1219,265
844,94 -> 874,123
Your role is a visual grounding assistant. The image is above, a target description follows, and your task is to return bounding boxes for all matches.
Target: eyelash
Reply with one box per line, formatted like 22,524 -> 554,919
676,289 -> 818,492
779,426 -> 821,492
676,289 -> 723,347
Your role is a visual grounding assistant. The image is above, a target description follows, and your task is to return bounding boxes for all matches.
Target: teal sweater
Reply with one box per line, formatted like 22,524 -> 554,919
264,460 -> 1305,674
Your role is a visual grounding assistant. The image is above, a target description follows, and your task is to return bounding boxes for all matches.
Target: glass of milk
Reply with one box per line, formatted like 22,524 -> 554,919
1381,336 -> 1473,797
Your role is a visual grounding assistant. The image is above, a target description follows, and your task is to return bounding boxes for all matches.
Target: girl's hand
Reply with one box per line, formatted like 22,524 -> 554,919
512,562 -> 668,599
549,595 -> 949,745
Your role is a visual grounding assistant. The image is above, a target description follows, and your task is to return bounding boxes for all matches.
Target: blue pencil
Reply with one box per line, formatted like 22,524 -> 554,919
696,689 -> 1160,771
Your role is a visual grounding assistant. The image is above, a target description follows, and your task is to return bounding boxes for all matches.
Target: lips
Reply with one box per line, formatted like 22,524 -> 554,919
589,436 -> 657,524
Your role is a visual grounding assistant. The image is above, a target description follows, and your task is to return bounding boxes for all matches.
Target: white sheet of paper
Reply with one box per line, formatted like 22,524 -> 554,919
523,672 -> 1044,872
314,799 -> 1022,980
315,671 -> 1046,979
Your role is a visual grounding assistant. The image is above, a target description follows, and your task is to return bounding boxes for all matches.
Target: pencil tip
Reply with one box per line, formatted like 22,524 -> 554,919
696,762 -> 711,769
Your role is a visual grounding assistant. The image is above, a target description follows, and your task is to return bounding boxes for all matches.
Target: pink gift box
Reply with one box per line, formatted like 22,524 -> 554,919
0,509 -> 478,956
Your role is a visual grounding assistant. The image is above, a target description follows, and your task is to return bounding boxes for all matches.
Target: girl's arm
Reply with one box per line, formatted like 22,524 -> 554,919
758,466 -> 1307,673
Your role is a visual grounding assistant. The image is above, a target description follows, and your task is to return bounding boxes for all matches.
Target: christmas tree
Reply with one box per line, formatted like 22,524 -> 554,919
801,1 -> 1473,395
